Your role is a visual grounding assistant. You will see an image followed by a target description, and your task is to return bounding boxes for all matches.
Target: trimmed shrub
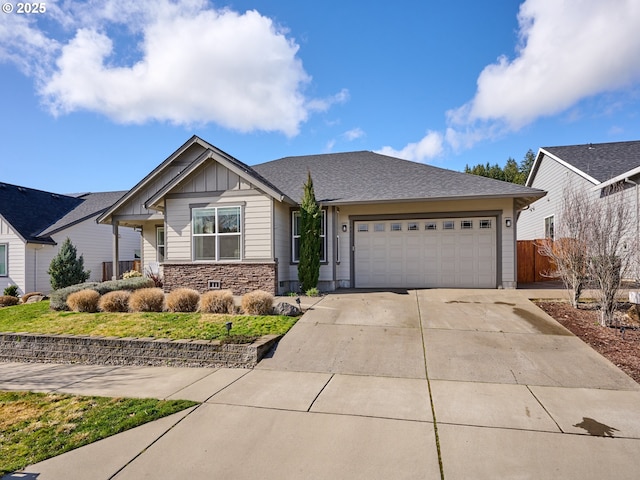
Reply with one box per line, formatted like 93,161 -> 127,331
166,288 -> 200,313
200,290 -> 235,314
50,282 -> 100,311
3,285 -> 19,297
123,269 -> 142,278
99,290 -> 131,312
241,290 -> 274,315
66,289 -> 100,313
0,295 -> 20,307
21,292 -> 44,303
93,277 -> 154,295
129,288 -> 165,312
50,277 -> 153,311
48,238 -> 90,290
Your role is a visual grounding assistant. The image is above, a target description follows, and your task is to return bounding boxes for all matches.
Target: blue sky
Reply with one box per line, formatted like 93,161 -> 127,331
1,0 -> 639,194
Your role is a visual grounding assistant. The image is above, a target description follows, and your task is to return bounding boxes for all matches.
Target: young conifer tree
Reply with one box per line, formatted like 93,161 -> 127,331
298,171 -> 322,292
48,238 -> 91,290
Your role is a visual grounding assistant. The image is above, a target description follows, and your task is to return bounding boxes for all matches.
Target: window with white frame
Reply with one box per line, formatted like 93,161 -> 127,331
192,206 -> 241,261
292,210 -> 326,262
544,215 -> 555,240
0,244 -> 6,276
156,227 -> 165,262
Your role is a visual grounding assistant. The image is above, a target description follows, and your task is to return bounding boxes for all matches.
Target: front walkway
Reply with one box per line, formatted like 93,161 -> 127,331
3,289 -> 640,479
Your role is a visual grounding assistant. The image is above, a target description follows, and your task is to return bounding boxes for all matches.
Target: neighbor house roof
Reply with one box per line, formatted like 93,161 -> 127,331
0,182 -> 125,244
528,140 -> 640,187
253,151 -> 546,208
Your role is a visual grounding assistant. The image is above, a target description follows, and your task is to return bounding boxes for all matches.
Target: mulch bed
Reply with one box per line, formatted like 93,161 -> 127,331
536,301 -> 640,385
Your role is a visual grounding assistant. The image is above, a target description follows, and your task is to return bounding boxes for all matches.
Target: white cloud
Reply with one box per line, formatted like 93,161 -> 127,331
342,127 -> 365,141
376,131 -> 443,163
447,0 -> 640,146
0,0 -> 342,136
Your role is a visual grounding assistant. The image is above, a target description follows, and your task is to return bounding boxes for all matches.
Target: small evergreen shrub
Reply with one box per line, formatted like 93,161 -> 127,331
0,295 -> 19,307
166,288 -> 200,313
99,290 -> 131,312
123,269 -> 142,278
48,238 -> 90,290
3,285 -> 19,297
66,289 -> 100,313
241,290 -> 274,315
50,282 -> 100,311
200,290 -> 235,314
21,292 -> 44,303
129,288 -> 165,312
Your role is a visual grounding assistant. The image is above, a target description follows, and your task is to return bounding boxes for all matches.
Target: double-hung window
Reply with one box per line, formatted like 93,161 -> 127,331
192,206 -> 241,261
544,215 -> 555,240
156,227 -> 165,262
0,244 -> 6,276
292,210 -> 326,262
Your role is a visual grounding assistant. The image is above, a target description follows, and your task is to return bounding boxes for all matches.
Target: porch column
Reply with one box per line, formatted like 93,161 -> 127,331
112,221 -> 120,280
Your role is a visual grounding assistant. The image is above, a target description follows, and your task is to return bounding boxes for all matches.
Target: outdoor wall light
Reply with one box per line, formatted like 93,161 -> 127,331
342,224 -> 348,232
505,218 -> 512,228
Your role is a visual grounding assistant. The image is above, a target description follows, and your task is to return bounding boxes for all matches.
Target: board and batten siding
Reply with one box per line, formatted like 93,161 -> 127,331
517,154 -> 597,240
164,192 -> 273,262
0,217 -> 26,294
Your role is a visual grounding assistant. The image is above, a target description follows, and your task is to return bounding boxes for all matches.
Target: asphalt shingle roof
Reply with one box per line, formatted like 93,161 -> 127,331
542,140 -> 640,183
0,183 -> 125,243
253,151 -> 545,205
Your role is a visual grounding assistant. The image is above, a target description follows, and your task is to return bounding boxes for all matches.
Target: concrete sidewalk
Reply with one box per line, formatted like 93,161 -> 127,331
3,289 -> 640,479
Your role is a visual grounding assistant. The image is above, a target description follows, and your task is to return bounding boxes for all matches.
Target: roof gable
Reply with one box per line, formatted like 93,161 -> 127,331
98,135 -> 288,223
536,140 -> 640,184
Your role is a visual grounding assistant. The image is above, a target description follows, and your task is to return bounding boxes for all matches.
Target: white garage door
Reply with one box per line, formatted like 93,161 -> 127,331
354,217 -> 496,288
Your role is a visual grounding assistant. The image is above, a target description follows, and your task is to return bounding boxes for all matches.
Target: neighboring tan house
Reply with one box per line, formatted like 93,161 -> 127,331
0,183 -> 140,295
98,136 -> 545,294
518,140 -> 640,242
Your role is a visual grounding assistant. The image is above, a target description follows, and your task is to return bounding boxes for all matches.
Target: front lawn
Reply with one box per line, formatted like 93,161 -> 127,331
0,301 -> 298,340
0,391 -> 197,476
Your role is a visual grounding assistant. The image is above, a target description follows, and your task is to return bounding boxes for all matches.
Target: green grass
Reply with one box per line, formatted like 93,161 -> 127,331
0,301 -> 298,340
0,391 -> 197,476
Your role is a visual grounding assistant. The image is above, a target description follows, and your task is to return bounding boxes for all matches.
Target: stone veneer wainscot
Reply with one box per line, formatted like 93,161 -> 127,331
162,262 -> 277,295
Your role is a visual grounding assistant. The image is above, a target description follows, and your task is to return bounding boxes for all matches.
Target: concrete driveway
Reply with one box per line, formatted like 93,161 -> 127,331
4,289 -> 640,479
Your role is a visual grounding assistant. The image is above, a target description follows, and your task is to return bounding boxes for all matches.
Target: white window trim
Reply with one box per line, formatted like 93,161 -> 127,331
544,215 -> 555,240
292,209 -> 327,263
156,227 -> 165,263
0,244 -> 6,276
192,206 -> 242,261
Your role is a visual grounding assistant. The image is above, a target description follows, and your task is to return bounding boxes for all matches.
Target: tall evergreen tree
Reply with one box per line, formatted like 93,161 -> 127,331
298,171 -> 322,292
48,238 -> 90,290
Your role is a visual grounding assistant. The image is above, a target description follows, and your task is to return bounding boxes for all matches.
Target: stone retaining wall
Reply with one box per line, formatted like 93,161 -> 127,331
163,262 -> 277,295
0,332 -> 280,368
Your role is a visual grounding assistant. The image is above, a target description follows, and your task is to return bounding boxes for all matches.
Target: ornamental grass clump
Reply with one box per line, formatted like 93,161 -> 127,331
98,290 -> 131,313
200,290 -> 235,314
128,288 -> 165,312
241,290 -> 274,315
0,295 -> 19,307
166,288 -> 200,313
66,289 -> 100,313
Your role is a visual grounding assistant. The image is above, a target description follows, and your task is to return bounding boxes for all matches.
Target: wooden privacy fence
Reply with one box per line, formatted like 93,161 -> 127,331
102,260 -> 141,281
517,240 -> 556,283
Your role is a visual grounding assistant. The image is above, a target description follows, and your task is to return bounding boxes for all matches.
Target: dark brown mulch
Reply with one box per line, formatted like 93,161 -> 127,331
536,301 -> 640,385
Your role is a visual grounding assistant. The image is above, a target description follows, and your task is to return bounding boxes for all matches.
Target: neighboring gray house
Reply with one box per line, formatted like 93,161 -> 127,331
0,183 -> 140,295
518,140 -> 640,242
98,136 -> 545,294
